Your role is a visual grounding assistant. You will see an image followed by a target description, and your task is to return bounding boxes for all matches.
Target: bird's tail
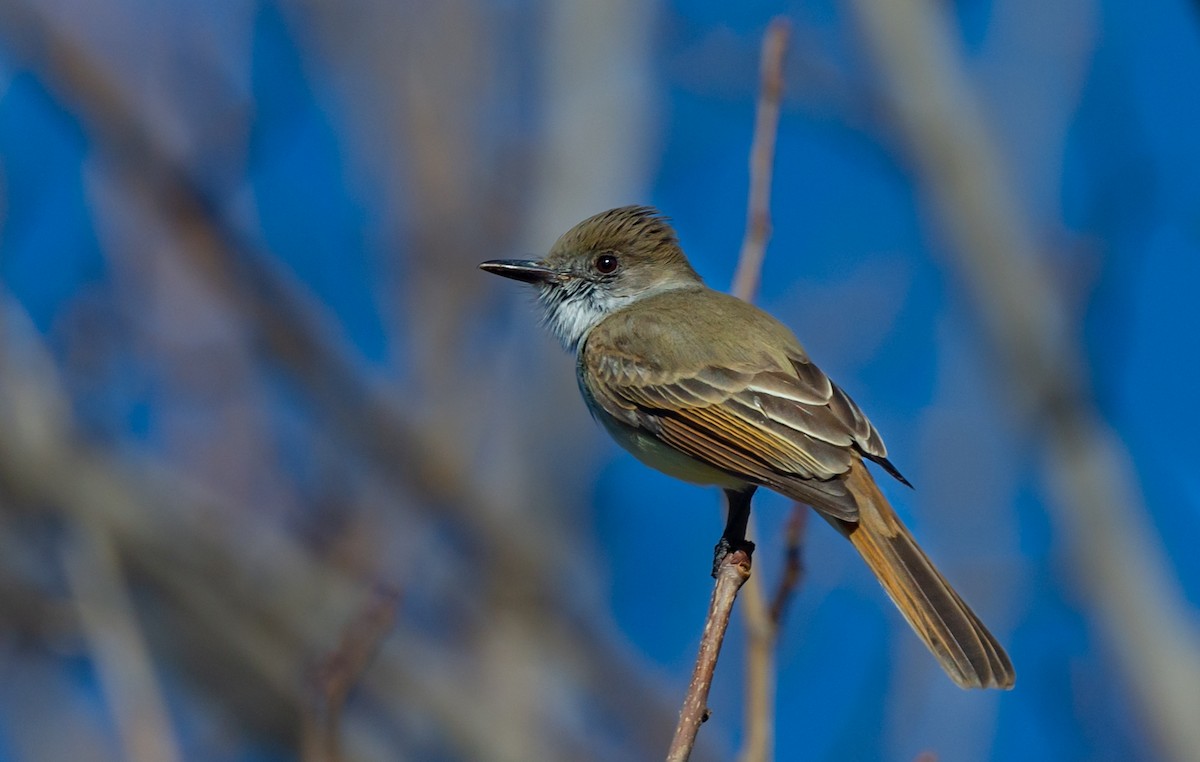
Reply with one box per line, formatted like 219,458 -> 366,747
836,463 -> 1015,689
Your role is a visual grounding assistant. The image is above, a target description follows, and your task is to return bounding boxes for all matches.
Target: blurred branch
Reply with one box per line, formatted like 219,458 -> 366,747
0,295 -> 494,759
667,549 -> 753,762
0,9 -> 636,657
738,522 -> 811,743
0,4 -> 682,758
769,507 -> 808,626
302,584 -> 401,762
728,19 -> 796,762
744,507 -> 808,756
0,0 -> 535,565
63,517 -> 184,762
731,18 -> 791,302
850,0 -> 1200,759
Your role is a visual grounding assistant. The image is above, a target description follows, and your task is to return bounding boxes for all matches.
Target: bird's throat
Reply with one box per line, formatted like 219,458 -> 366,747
539,284 -> 628,352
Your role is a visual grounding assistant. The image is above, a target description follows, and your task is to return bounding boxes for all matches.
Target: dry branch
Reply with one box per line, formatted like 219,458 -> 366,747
666,549 -> 753,762
739,505 -> 806,762
667,17 -> 795,762
731,19 -> 792,303
728,18 -> 794,762
768,507 -> 808,626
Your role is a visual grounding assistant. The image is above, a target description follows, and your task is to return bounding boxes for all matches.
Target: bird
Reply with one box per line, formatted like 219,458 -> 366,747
479,205 -> 1014,690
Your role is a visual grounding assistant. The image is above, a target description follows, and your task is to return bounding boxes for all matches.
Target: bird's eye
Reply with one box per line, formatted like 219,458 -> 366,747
594,253 -> 619,274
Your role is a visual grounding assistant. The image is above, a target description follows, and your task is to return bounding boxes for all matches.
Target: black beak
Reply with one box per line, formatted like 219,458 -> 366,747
478,259 -> 558,284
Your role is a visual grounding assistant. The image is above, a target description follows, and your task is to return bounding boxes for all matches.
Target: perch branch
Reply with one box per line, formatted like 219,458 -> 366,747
666,549 -> 753,762
667,17 -> 795,762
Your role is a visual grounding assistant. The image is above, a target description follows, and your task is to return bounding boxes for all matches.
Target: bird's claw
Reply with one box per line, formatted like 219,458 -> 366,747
711,536 -> 756,578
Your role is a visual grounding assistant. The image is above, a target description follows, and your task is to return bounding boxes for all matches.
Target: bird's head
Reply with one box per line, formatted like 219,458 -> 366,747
480,206 -> 703,351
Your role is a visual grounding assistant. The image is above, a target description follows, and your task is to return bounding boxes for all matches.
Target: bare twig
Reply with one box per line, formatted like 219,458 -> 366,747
728,18 -> 794,762
663,17 -> 796,762
302,584 -> 402,762
666,549 -> 753,762
740,504 -> 806,762
731,18 -> 792,303
737,563 -> 775,762
769,507 -> 808,627
850,0 -> 1200,760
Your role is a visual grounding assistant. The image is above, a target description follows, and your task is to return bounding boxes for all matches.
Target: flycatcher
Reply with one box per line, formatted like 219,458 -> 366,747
480,206 -> 1014,690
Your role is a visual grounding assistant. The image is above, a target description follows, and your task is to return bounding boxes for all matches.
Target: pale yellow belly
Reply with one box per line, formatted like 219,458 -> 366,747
599,411 -> 750,490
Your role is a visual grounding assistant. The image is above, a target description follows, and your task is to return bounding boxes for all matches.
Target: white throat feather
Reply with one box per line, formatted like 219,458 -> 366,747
537,280 -> 633,353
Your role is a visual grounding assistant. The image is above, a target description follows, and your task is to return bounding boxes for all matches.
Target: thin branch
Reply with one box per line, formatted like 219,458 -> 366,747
740,506 -> 807,762
728,18 -> 794,762
731,18 -> 792,303
737,565 -> 774,762
740,506 -> 806,762
769,506 -> 808,627
302,584 -> 402,762
666,549 -> 753,762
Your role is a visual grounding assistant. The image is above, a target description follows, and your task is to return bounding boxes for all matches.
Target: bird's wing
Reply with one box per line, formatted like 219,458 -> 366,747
584,337 -> 899,521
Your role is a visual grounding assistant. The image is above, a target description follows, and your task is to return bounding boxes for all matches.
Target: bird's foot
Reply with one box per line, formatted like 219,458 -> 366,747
711,536 -> 756,578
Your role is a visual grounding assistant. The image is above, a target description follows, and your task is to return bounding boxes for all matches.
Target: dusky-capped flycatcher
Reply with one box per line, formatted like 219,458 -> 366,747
480,206 -> 1014,690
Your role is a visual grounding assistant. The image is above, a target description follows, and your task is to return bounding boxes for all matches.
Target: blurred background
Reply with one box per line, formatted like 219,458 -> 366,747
0,0 -> 1197,760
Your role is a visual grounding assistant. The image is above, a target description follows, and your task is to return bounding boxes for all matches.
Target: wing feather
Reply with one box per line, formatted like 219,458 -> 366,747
581,292 -> 906,520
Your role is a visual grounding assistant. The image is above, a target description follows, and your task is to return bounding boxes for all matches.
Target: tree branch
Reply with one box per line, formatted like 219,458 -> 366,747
769,506 -> 808,627
731,18 -> 791,303
666,549 -> 753,762
728,18 -> 796,762
739,507 -> 807,762
666,18 -> 795,762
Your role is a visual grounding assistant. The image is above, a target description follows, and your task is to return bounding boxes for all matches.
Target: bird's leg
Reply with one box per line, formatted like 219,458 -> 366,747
713,486 -> 757,577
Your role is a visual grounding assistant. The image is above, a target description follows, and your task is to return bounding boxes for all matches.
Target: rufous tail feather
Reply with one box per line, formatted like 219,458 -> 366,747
832,463 -> 1015,689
